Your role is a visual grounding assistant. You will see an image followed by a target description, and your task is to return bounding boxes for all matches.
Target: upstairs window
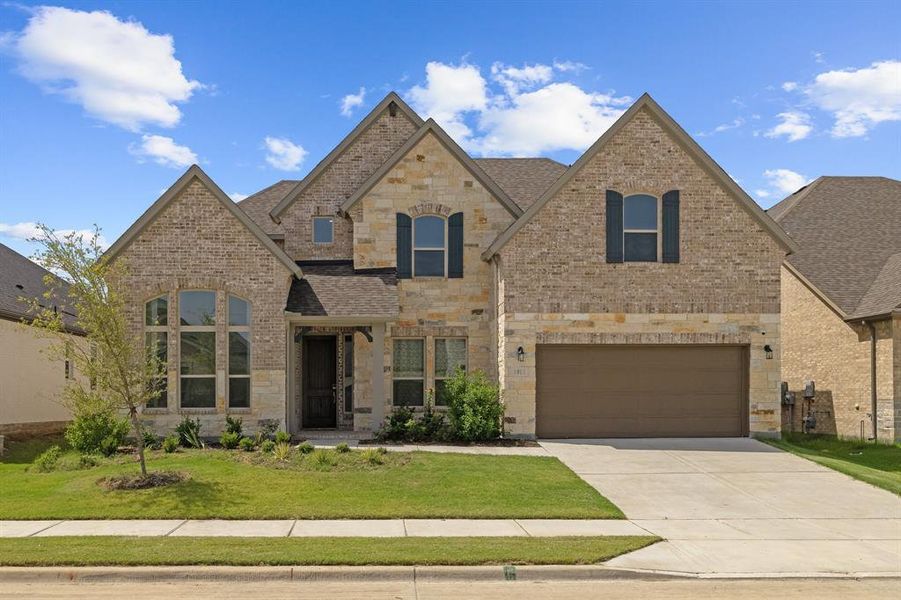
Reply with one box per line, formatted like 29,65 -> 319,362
313,217 -> 334,244
413,215 -> 445,277
623,194 -> 658,262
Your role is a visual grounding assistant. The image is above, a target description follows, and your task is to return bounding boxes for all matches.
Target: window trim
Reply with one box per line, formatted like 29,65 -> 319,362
227,294 -> 251,409
312,216 -> 335,245
434,337 -> 467,406
392,337 -> 425,406
412,214 -> 447,278
144,294 -> 168,409
622,193 -> 661,262
178,290 -> 217,410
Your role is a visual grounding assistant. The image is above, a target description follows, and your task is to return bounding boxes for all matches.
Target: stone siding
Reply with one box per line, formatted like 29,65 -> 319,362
278,108 -> 419,261
781,267 -> 897,441
113,178 -> 293,436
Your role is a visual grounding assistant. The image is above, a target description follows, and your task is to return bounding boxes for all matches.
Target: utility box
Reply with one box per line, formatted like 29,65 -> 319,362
803,380 -> 816,399
780,382 -> 795,405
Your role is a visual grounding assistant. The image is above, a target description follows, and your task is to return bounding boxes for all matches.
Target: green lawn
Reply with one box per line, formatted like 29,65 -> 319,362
763,434 -> 901,495
0,536 -> 656,566
0,437 -> 622,519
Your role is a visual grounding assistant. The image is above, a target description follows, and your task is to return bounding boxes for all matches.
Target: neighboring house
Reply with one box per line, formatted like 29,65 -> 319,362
770,177 -> 901,441
105,92 -> 794,439
0,243 -> 80,439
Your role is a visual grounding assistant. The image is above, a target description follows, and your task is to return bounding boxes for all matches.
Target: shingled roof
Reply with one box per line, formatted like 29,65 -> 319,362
286,261 -> 398,318
0,242 -> 81,333
769,176 -> 901,320
237,180 -> 299,236
474,158 -> 568,210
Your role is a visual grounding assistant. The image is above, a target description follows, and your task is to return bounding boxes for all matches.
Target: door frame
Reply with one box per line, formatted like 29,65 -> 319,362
301,334 -> 338,429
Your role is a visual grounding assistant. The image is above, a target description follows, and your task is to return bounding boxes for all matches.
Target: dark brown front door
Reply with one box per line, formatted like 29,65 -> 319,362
302,336 -> 337,428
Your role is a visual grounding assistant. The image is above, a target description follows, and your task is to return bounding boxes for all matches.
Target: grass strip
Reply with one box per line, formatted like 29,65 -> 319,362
0,536 -> 658,566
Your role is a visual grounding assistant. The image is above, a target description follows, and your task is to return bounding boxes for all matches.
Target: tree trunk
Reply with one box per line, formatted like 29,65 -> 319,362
129,406 -> 147,476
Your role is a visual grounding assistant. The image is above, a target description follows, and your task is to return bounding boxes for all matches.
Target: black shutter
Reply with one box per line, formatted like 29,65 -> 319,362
396,213 -> 412,279
662,190 -> 680,263
605,190 -> 623,263
448,212 -> 463,278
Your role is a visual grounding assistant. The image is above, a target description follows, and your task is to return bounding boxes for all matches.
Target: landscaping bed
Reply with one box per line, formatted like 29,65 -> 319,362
0,436 -> 623,520
0,536 -> 657,566
762,433 -> 900,495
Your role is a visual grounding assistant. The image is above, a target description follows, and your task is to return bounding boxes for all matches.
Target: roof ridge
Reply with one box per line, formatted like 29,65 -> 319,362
238,179 -> 301,204
768,177 -> 825,222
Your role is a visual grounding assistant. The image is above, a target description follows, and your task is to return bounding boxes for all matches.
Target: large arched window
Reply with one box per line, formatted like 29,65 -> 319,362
413,215 -> 446,277
623,194 -> 658,262
228,295 -> 251,408
144,295 -> 168,408
179,290 -> 216,408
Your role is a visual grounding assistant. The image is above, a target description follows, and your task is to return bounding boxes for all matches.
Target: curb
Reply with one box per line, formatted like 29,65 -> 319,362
1,565 -> 899,583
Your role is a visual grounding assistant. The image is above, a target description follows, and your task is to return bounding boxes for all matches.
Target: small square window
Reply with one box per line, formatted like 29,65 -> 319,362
313,217 -> 334,244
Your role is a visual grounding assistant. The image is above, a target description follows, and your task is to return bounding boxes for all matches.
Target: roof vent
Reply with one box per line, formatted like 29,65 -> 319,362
388,101 -> 398,117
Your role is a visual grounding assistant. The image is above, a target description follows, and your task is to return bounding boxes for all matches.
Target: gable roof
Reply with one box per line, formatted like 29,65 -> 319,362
340,119 -> 523,218
269,92 -> 424,221
286,260 -> 398,318
0,242 -> 82,334
237,179 -> 299,235
770,176 -> 901,320
104,165 -> 302,278
482,93 -> 797,259
474,158 -> 568,210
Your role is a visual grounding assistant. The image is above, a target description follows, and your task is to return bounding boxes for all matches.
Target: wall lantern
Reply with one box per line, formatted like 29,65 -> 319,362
516,346 -> 525,362
764,344 -> 773,360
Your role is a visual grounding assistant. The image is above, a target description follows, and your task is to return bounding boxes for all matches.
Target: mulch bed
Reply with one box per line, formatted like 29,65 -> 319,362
98,471 -> 187,490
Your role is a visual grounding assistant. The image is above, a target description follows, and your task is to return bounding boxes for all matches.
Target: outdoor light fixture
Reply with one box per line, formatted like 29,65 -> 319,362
764,344 -> 773,360
516,346 -> 525,362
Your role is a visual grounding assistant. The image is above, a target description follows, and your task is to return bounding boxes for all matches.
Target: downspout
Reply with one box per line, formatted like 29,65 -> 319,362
865,320 -> 877,441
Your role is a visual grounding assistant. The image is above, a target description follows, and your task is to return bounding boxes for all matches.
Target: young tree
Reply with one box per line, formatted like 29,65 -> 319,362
26,225 -> 161,476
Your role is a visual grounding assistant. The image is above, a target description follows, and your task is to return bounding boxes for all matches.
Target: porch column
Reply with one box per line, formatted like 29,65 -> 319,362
370,322 -> 385,430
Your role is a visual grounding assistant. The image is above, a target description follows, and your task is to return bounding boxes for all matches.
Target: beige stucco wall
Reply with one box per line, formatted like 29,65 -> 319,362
349,131 -> 516,428
113,178 -> 294,437
0,318 -> 74,436
781,266 -> 896,440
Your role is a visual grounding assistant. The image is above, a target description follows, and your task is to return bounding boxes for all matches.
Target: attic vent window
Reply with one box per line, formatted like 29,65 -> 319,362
389,102 -> 398,117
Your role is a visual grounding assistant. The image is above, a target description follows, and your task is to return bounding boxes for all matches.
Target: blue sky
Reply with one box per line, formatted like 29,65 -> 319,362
1,1 -> 899,257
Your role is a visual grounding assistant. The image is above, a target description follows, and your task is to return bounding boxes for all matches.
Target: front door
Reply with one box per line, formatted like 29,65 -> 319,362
302,336 -> 337,428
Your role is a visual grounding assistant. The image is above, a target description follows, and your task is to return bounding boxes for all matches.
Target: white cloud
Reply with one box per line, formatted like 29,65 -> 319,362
0,222 -> 108,248
764,111 -> 813,142
754,189 -> 771,199
9,6 -> 201,131
553,60 -> 588,73
129,135 -> 197,168
340,87 -> 366,117
781,81 -> 798,92
697,118 -> 745,137
763,168 -> 812,196
805,60 -> 901,137
228,192 -> 249,202
406,60 -> 629,156
263,136 -> 307,171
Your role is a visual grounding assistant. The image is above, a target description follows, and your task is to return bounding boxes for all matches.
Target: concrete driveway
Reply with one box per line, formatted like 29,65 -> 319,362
540,438 -> 901,576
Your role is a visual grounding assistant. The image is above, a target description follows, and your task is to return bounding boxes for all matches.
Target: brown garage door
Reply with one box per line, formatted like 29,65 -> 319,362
536,345 -> 748,438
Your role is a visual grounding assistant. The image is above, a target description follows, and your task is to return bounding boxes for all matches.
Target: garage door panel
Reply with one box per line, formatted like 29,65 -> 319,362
536,345 -> 747,438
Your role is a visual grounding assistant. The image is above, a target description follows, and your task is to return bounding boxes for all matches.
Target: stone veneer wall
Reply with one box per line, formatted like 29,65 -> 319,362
781,266 -> 896,441
113,178 -> 293,436
349,131 -> 516,425
496,107 -> 786,438
278,108 -> 419,261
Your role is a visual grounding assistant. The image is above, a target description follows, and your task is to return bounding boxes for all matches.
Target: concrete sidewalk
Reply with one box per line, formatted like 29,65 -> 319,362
0,519 -> 648,538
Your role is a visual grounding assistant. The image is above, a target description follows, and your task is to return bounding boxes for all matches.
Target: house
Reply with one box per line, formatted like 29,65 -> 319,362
770,177 -> 900,441
0,243 -> 80,440
104,92 -> 794,439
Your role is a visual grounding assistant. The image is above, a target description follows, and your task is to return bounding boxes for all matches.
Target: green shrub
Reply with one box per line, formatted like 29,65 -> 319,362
162,435 -> 179,453
31,446 -> 62,472
57,453 -> 100,471
220,431 -> 241,449
239,436 -> 256,452
445,369 -> 503,441
335,441 -> 351,453
65,412 -> 129,455
258,420 -> 279,441
225,415 -> 243,436
273,441 -> 292,461
260,439 -> 276,453
274,430 -> 291,444
375,400 -> 451,443
311,449 -> 337,468
375,406 -> 415,442
377,446 -> 388,455
297,441 -> 314,454
141,429 -> 158,450
361,447 -> 384,465
175,417 -> 204,448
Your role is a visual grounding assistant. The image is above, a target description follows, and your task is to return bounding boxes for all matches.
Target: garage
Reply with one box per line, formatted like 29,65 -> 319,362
536,345 -> 748,438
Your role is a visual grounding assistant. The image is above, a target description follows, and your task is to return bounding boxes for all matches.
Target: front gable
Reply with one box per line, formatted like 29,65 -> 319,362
496,98 -> 789,314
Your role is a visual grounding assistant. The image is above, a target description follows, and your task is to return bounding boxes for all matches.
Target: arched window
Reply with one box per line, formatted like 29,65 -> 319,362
623,194 -> 658,262
413,215 -> 446,277
228,295 -> 251,408
179,290 -> 216,408
144,294 -> 168,408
